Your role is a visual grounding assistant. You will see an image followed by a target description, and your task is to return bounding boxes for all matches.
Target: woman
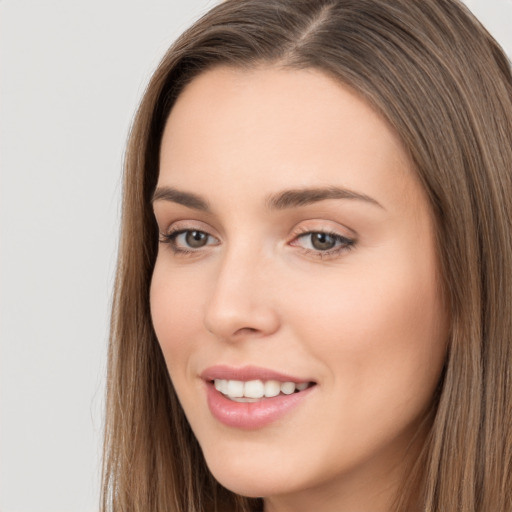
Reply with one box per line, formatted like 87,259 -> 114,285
101,0 -> 512,510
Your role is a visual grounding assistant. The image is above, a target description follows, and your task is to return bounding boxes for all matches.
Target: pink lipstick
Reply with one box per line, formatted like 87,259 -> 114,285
201,365 -> 316,429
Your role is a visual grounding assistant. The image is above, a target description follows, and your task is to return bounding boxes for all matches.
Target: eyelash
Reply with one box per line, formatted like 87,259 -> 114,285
291,229 -> 355,259
159,229 -> 219,256
159,227 -> 356,259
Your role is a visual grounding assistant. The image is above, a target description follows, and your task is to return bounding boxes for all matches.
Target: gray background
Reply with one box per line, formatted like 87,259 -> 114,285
1,1 -> 510,511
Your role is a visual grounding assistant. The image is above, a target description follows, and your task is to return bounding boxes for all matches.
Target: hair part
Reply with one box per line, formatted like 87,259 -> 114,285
102,1 -> 512,510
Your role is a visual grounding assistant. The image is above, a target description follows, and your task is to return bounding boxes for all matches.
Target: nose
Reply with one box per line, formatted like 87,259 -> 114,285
203,247 -> 280,342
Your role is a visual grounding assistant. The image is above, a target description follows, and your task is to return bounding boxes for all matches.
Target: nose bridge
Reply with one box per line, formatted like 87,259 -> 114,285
203,239 -> 279,340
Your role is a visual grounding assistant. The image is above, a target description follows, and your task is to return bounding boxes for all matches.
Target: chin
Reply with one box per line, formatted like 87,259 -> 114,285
210,467 -> 291,499
202,446 -> 302,498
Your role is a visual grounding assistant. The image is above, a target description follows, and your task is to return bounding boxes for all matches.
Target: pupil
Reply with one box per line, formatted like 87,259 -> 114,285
311,233 -> 335,250
186,231 -> 207,248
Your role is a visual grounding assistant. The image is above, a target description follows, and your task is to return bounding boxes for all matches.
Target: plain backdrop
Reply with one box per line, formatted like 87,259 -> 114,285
1,1 -> 510,511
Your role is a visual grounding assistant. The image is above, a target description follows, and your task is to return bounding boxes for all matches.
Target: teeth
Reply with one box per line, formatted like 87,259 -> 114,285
264,380 -> 281,398
226,380 -> 244,397
244,380 -> 265,399
215,379 -> 228,394
214,379 -> 310,400
281,382 -> 296,395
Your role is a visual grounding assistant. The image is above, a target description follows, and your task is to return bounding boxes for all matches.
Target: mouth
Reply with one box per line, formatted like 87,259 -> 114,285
211,378 -> 315,402
201,366 -> 317,429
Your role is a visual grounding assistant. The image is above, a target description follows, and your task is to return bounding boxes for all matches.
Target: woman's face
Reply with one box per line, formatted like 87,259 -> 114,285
151,66 -> 448,511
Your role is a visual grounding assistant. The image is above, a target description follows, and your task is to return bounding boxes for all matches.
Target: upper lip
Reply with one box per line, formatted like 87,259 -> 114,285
200,365 -> 314,384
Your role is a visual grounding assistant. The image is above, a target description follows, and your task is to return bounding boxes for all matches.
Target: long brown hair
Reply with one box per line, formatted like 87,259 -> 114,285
101,1 -> 512,510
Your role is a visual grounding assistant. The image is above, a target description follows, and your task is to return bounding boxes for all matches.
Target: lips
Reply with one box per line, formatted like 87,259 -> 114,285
201,365 -> 316,429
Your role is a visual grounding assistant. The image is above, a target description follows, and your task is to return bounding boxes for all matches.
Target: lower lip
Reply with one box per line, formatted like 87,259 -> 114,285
205,382 -> 315,429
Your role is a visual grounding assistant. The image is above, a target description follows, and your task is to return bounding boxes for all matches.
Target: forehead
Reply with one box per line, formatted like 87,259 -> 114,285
159,65 -> 422,213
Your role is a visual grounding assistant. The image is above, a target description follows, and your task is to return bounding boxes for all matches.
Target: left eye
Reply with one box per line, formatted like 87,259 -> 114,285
295,232 -> 353,252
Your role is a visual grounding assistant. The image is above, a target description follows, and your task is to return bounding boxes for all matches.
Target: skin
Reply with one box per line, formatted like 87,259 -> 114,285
150,66 -> 449,512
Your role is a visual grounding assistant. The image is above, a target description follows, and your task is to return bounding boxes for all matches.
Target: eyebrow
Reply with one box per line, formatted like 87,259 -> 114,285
266,186 -> 384,210
152,185 -> 384,211
152,186 -> 210,211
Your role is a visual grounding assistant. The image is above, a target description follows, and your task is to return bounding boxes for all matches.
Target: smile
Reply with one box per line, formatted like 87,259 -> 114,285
201,366 -> 316,429
214,379 -> 311,401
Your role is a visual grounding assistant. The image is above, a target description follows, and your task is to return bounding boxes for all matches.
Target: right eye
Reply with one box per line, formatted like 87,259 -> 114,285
160,229 -> 219,253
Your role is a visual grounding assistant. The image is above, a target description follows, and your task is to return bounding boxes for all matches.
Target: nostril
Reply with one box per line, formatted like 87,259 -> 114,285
233,326 -> 259,336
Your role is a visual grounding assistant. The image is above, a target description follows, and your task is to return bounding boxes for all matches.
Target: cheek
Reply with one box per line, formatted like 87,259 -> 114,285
149,260 -> 212,429
149,261 -> 204,369
285,246 -> 448,405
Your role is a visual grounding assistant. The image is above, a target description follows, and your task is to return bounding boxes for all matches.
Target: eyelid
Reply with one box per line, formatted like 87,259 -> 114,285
289,222 -> 357,259
158,217 -> 216,234
158,220 -> 220,254
157,219 -> 357,259
162,229 -> 218,248
290,220 -> 356,241
291,231 -> 354,250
